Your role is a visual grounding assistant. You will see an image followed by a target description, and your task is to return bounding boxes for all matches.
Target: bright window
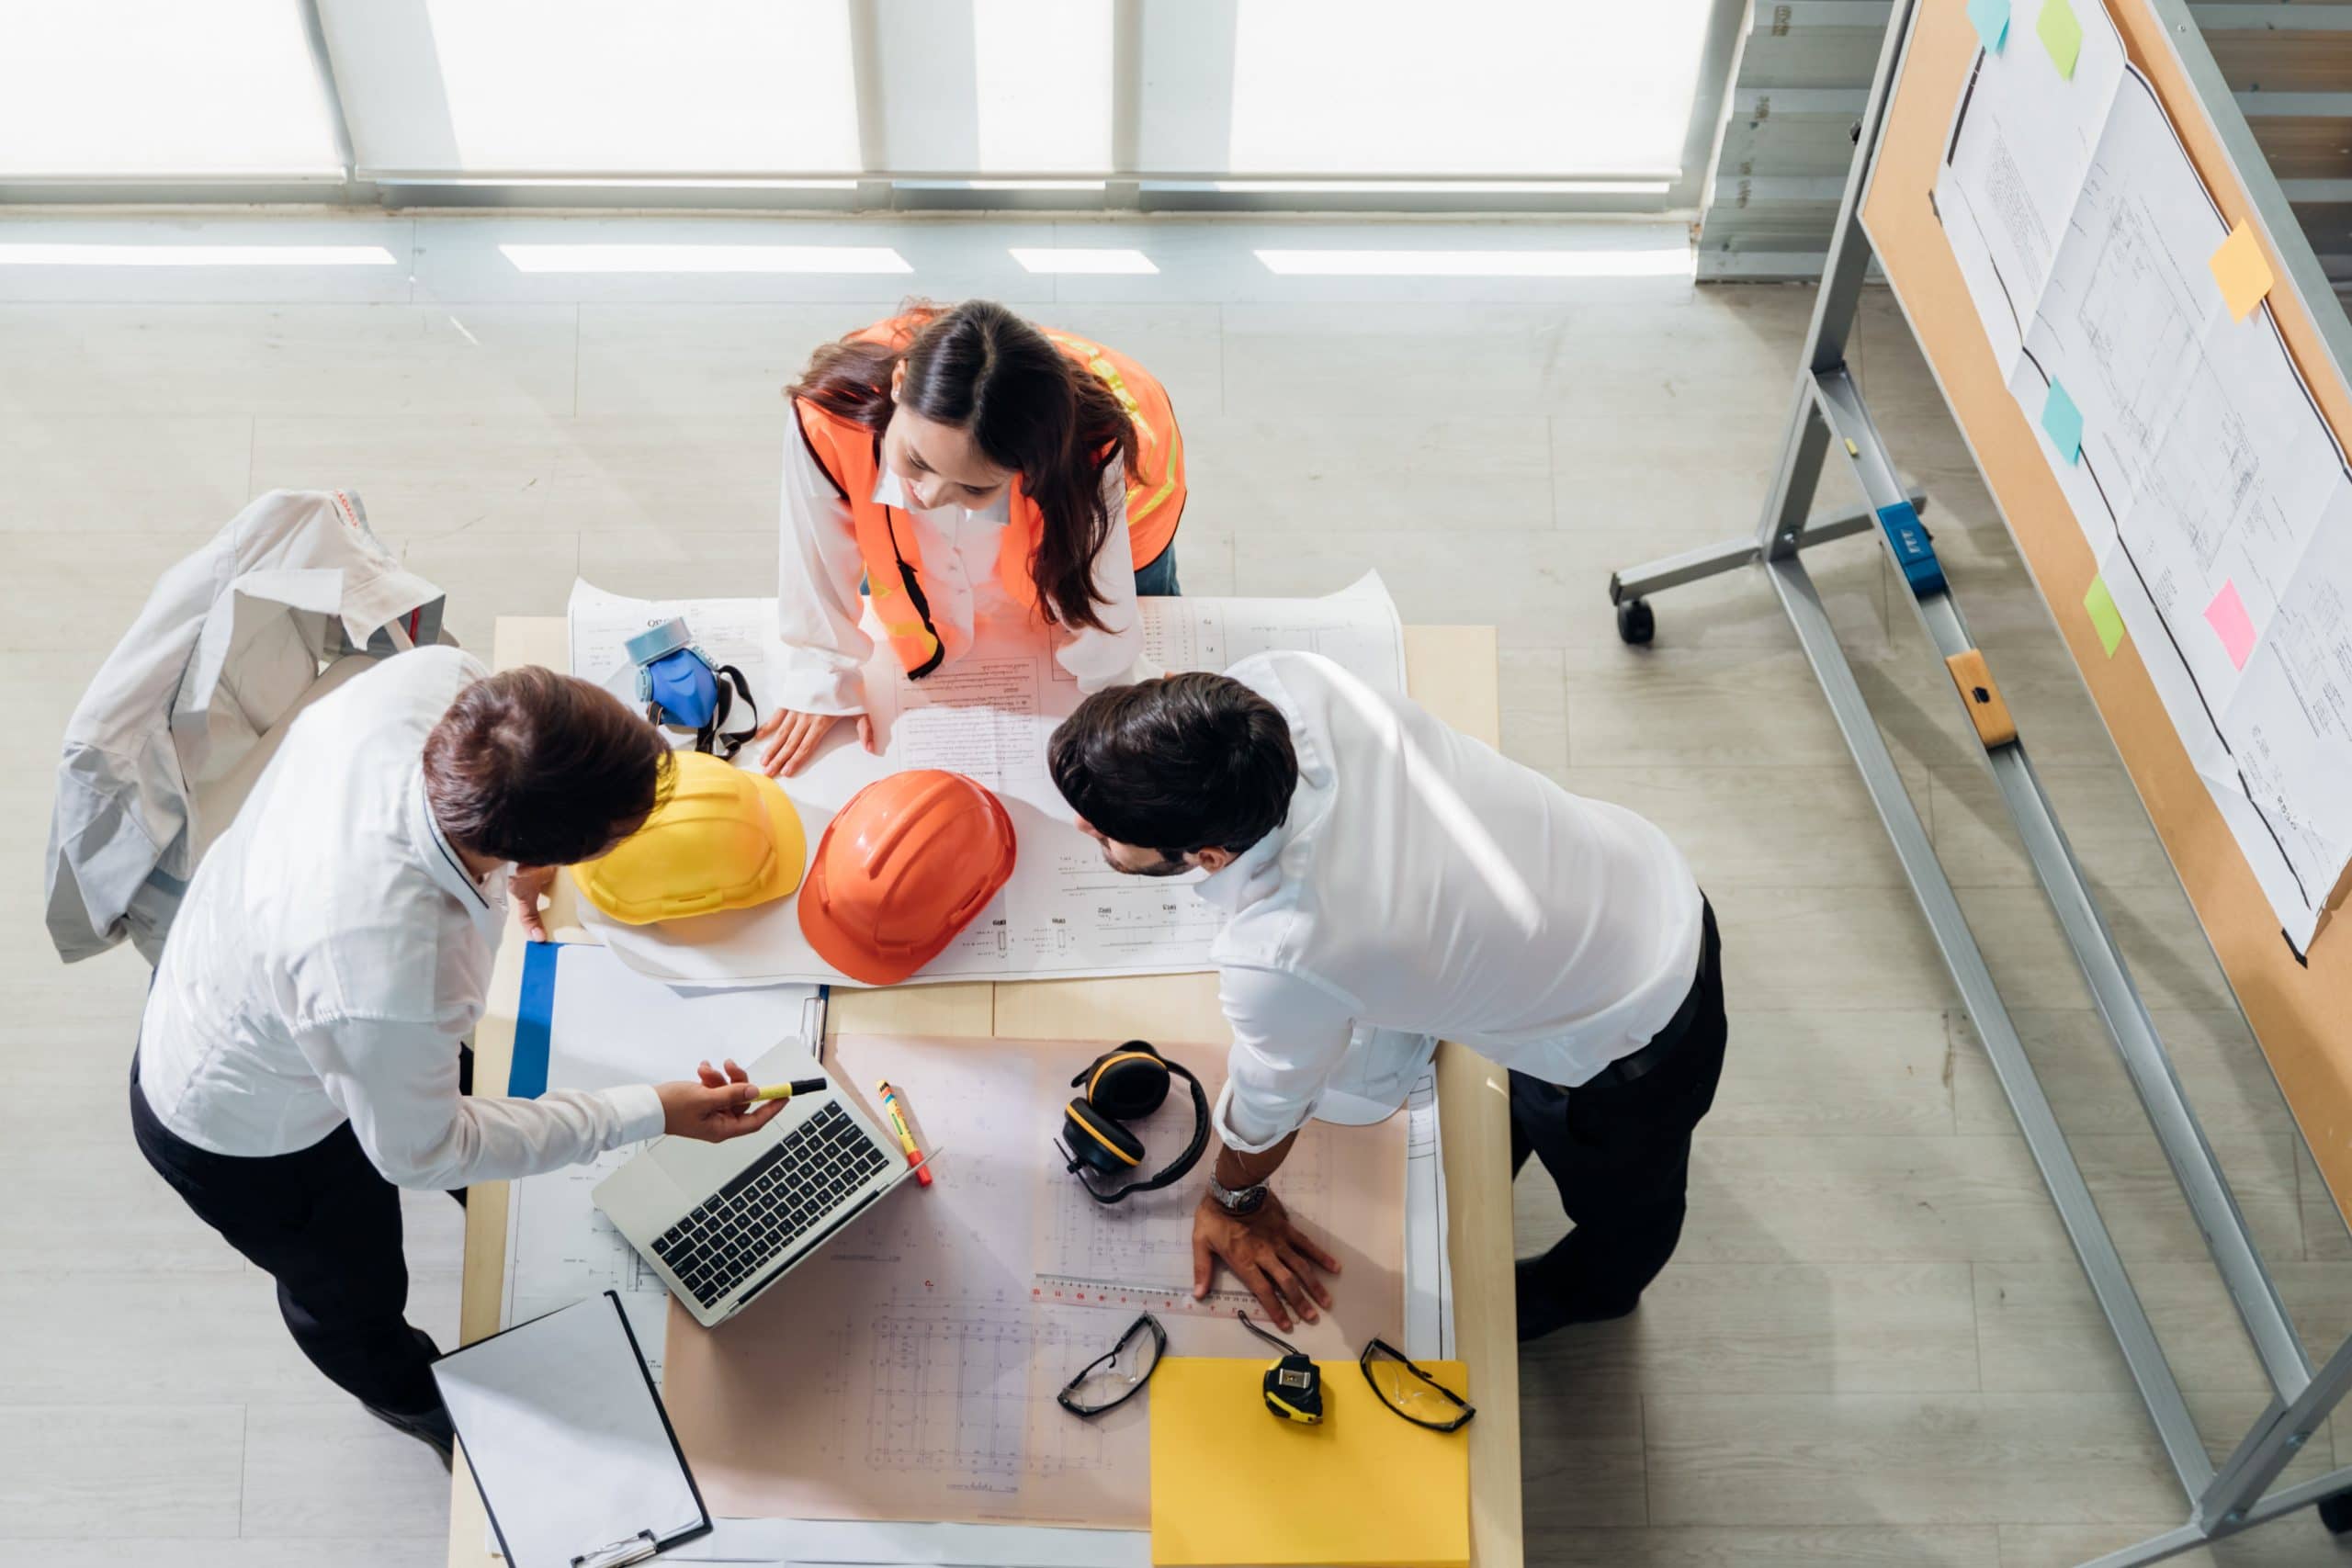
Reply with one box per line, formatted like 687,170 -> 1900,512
0,0 -> 1731,205
1140,0 -> 1716,178
971,0 -> 1110,173
322,0 -> 861,175
869,0 -> 1111,175
0,0 -> 341,177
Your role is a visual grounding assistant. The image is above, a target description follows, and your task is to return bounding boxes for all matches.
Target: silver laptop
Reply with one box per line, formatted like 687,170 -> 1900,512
594,1043 -> 918,1328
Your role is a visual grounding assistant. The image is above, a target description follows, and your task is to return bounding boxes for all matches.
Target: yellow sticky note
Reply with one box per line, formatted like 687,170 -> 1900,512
2085,575 -> 2125,658
1149,1357 -> 1471,1566
2038,0 -> 2083,78
2211,221 -> 2275,322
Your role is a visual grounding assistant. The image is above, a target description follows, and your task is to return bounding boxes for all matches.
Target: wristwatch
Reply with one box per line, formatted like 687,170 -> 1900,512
1208,1174 -> 1270,1215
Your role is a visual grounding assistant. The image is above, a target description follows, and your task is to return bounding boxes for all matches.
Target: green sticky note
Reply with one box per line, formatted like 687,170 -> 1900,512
2038,0 -> 2083,79
2085,575 -> 2125,658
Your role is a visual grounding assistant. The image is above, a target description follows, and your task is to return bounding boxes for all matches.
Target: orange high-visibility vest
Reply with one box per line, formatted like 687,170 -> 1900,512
794,313 -> 1186,679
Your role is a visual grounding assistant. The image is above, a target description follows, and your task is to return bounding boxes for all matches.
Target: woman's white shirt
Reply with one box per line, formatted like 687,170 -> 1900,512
774,424 -> 1148,714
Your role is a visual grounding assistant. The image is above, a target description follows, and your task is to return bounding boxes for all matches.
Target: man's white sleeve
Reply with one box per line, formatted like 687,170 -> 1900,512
1211,964 -> 1358,1154
303,1014 -> 665,1190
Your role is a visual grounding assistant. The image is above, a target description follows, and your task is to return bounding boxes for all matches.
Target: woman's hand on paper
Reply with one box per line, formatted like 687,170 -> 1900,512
1193,1190 -> 1340,1333
656,1058 -> 789,1143
754,707 -> 877,778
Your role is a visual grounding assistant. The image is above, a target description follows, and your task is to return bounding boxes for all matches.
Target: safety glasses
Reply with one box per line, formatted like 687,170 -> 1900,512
1057,1313 -> 1167,1418
1359,1337 -> 1476,1432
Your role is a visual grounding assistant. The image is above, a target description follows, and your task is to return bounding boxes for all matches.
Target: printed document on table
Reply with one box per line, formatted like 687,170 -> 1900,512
569,582 -> 782,730
567,574 -> 1408,987
1403,1067 -> 1455,1361
668,1071 -> 1450,1559
1140,570 -> 1408,693
500,943 -> 823,1382
658,1033 -> 1410,1529
668,1517 -> 1146,1566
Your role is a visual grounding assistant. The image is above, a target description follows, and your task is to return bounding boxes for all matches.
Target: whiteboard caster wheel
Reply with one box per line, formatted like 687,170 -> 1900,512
2320,1489 -> 2352,1534
1616,599 -> 1655,646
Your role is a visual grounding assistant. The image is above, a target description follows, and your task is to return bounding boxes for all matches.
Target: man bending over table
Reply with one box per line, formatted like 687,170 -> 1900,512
1046,652 -> 1726,1342
132,647 -> 784,1463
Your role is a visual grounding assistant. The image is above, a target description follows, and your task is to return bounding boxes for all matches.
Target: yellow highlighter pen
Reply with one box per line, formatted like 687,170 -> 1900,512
876,1080 -> 934,1188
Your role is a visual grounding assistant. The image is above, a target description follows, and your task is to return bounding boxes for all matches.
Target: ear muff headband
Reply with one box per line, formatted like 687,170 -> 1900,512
1058,1042 -> 1210,1206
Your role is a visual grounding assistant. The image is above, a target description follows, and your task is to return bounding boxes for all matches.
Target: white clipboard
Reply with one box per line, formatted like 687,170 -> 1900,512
435,1292 -> 712,1568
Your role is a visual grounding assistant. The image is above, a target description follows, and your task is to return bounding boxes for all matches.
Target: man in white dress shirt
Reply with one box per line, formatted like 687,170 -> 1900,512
1048,651 -> 1725,1342
132,648 -> 786,1461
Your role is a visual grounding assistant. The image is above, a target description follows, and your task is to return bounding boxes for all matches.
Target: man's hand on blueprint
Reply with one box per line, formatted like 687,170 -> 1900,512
508,864 -> 557,942
755,706 -> 877,778
1193,1190 -> 1341,1332
656,1057 -> 792,1142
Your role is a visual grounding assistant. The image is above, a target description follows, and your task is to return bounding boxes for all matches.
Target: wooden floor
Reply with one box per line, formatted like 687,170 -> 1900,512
6,214 -> 2350,1567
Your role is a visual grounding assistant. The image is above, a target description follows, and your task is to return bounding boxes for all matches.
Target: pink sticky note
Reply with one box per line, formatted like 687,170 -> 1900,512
2204,581 -> 2257,671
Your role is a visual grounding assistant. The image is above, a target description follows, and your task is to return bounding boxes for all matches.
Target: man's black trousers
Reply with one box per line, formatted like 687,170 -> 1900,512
1510,899 -> 1727,1326
130,1054 -> 450,1420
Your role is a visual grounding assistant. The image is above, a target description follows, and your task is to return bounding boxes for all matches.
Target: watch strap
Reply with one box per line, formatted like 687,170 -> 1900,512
1209,1174 -> 1269,1214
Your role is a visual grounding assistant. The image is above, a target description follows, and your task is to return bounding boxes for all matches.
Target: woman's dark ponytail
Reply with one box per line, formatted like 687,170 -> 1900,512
786,299 -> 1137,631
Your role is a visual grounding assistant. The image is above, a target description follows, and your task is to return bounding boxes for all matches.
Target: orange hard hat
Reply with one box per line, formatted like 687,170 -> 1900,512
798,769 -> 1017,986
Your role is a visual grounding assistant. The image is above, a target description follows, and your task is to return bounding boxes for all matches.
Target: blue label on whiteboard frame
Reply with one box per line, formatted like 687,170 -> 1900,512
1875,500 -> 1947,599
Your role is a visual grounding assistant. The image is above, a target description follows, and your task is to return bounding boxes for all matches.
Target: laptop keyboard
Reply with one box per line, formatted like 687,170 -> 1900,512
649,1100 -> 892,1308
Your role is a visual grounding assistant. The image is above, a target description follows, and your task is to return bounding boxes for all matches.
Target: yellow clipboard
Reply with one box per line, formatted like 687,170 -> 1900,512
1148,1357 -> 1470,1567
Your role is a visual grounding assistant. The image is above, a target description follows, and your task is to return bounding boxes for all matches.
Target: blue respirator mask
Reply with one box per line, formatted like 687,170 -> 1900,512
625,617 -> 758,759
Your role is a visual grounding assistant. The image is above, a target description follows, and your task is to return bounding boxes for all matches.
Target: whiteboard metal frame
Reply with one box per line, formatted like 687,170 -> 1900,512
1611,3 -> 2352,1562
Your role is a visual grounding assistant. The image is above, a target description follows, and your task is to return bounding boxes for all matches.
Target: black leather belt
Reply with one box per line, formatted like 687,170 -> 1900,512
1583,903 -> 1717,1090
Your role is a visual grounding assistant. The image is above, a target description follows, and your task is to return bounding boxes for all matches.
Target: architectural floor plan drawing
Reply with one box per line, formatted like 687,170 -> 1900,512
1931,0 -> 2126,377
1028,1091 -> 1354,1315
1939,6 -> 2352,949
497,943 -> 825,1384
659,1033 -> 1410,1528
568,573 -> 1407,986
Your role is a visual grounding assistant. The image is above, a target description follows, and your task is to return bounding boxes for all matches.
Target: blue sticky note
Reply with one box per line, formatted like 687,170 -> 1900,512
1969,0 -> 2010,52
2042,379 -> 2084,464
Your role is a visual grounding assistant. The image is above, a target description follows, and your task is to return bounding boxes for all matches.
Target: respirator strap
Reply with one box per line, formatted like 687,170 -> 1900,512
705,663 -> 759,760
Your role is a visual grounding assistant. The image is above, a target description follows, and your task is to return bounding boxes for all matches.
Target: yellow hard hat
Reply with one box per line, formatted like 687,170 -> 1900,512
571,750 -> 807,925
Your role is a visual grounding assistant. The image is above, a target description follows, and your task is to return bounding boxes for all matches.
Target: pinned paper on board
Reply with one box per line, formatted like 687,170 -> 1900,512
2210,221 -> 2275,322
2084,576 -> 2126,658
2037,0 -> 2084,78
2203,581 -> 2258,671
1939,0 -> 2352,947
2041,378 -> 2085,463
1969,0 -> 2011,52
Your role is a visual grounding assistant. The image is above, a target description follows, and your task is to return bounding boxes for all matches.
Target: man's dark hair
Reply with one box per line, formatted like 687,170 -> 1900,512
423,667 -> 673,867
1048,673 -> 1298,858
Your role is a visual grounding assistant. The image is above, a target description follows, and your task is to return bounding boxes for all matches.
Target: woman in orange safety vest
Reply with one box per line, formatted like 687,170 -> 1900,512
757,299 -> 1186,777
